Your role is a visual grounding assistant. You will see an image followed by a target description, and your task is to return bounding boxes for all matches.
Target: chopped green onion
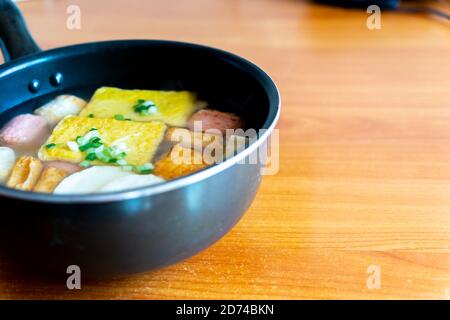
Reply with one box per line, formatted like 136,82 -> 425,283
117,159 -> 127,166
133,99 -> 158,116
88,114 -> 95,118
85,153 -> 97,161
79,143 -> 93,152
135,163 -> 154,174
45,143 -> 56,149
102,146 -> 114,158
94,144 -> 104,153
115,152 -> 127,160
67,141 -> 79,152
114,114 -> 125,121
145,106 -> 158,115
84,130 -> 100,141
80,160 -> 91,168
79,136 -> 103,152
70,129 -> 133,169
95,152 -> 108,162
91,137 -> 102,147
78,145 -> 89,152
137,168 -> 153,174
76,136 -> 87,146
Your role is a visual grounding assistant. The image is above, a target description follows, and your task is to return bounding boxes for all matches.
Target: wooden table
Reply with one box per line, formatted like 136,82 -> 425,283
0,0 -> 449,299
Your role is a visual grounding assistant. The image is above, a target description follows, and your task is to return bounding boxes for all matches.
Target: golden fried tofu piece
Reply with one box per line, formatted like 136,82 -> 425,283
79,87 -> 201,127
165,127 -> 223,152
33,167 -> 68,193
153,144 -> 209,180
6,156 -> 43,191
38,116 -> 167,166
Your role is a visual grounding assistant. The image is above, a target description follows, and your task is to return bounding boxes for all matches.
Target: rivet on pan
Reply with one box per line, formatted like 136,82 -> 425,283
28,79 -> 40,93
49,72 -> 63,87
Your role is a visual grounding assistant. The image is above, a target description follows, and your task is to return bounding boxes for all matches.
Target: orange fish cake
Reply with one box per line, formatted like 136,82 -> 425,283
153,144 -> 209,180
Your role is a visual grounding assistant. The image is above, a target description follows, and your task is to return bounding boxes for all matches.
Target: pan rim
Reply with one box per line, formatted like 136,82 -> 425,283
0,39 -> 281,203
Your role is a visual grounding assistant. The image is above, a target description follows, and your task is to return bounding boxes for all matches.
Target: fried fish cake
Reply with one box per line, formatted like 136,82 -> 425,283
153,144 -> 209,180
34,95 -> 87,126
33,166 -> 68,193
6,156 -> 44,191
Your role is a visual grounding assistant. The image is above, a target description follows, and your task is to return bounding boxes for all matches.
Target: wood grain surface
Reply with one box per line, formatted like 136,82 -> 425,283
0,0 -> 449,299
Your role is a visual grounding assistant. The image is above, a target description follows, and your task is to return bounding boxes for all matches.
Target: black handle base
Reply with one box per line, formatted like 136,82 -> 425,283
0,0 -> 40,62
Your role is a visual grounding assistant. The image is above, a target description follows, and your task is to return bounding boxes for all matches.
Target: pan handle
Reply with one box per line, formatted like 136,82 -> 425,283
0,0 -> 40,62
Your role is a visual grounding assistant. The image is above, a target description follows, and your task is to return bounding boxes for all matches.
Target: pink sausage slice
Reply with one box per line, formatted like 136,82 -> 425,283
0,114 -> 50,150
187,109 -> 244,135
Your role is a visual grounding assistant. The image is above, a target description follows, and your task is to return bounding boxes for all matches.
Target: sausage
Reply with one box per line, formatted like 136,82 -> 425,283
153,144 -> 209,180
187,109 -> 244,135
0,114 -> 50,151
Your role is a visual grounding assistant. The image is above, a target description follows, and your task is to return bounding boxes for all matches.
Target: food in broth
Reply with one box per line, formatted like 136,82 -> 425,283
0,87 -> 247,194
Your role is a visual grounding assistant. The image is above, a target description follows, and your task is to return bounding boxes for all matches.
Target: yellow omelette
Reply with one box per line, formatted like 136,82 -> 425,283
38,116 -> 167,166
79,87 -> 202,127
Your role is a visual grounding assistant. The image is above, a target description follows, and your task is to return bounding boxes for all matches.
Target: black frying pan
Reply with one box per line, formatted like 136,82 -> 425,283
0,0 -> 280,278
